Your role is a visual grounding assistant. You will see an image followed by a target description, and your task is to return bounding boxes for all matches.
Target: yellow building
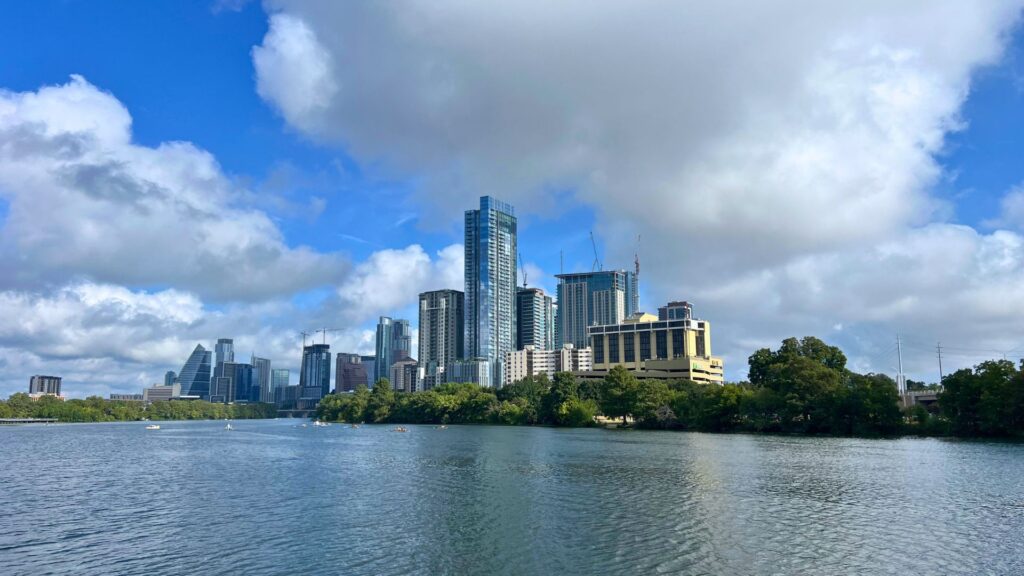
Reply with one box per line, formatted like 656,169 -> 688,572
581,306 -> 724,384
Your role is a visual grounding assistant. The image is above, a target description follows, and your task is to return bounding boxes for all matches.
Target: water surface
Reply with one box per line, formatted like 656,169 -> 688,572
2,420 -> 1022,575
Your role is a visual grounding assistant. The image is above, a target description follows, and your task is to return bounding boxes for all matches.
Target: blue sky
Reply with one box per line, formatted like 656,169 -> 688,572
2,1 -> 1024,397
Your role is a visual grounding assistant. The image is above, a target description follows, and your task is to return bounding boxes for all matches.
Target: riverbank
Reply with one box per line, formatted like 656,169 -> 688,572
0,393 -> 276,423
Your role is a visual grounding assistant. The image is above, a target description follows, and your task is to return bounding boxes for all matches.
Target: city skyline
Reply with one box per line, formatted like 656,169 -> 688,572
3,2 -> 1024,398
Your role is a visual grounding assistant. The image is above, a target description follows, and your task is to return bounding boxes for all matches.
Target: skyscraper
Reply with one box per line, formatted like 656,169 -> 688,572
252,355 -> 272,403
392,319 -> 412,360
212,338 -> 235,400
375,317 -> 393,383
299,343 -> 331,408
516,287 -> 554,350
271,368 -> 289,399
177,344 -> 212,399
418,289 -> 465,389
361,355 -> 377,387
215,338 -> 234,366
335,353 -> 368,392
464,196 -> 517,385
164,370 -> 177,387
555,270 -> 638,349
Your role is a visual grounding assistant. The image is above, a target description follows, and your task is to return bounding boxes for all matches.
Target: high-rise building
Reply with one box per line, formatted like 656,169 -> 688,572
555,270 -> 638,349
252,356 -> 272,403
164,371 -> 177,387
448,358 -> 493,388
212,338 -> 235,400
390,358 -> 420,393
504,344 -> 593,386
392,319 -> 412,361
215,338 -> 234,365
584,304 -> 724,384
335,353 -> 368,392
517,287 -> 554,351
465,196 -> 517,385
233,363 -> 256,402
361,355 -> 377,387
272,368 -> 289,390
177,344 -> 212,399
418,289 -> 465,390
29,375 -> 62,396
299,344 -> 331,408
375,317 -> 393,383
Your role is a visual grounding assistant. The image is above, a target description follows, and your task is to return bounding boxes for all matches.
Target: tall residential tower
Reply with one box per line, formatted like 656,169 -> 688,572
418,289 -> 465,389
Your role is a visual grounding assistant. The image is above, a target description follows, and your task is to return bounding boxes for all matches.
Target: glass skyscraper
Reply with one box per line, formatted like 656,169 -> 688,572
252,355 -> 272,403
177,344 -> 212,399
465,196 -> 517,385
555,270 -> 638,349
375,316 -> 412,384
299,343 -> 331,408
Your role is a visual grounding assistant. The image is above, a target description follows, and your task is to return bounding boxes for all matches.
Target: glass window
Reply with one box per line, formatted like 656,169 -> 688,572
672,329 -> 684,357
639,332 -> 651,361
594,336 -> 604,364
624,333 -> 635,363
608,335 -> 620,365
656,330 -> 667,359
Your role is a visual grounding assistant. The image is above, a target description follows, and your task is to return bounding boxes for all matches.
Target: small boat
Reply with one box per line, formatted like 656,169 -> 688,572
350,424 -> 360,429
145,424 -> 160,430
313,420 -> 329,427
393,426 -> 408,433
435,425 -> 448,430
300,423 -> 307,428
224,423 -> 234,431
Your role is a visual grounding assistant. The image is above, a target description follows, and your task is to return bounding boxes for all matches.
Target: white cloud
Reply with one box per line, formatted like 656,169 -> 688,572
0,75 -> 347,301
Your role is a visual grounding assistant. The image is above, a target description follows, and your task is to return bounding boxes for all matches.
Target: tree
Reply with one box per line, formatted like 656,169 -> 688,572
540,372 -> 581,425
366,379 -> 395,423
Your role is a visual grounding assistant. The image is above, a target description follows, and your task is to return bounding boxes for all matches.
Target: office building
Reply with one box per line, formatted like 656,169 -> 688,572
361,355 -> 377,387
418,289 -> 465,389
233,363 -> 256,403
517,287 -> 554,350
465,196 -> 517,385
271,368 -> 289,395
211,338 -> 235,401
448,358 -> 494,388
29,375 -> 62,396
555,270 -> 638,349
582,304 -> 724,384
659,301 -> 693,321
276,384 -> 300,409
335,353 -> 368,392
143,383 -> 181,402
215,338 -> 234,365
375,317 -> 393,383
393,319 -> 412,360
252,356 -> 272,403
504,344 -> 593,386
164,371 -> 177,387
299,344 -> 331,409
390,358 -> 421,393
178,344 -> 213,400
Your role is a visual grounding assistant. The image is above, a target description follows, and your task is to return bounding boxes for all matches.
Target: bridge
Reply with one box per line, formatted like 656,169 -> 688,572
0,418 -> 58,425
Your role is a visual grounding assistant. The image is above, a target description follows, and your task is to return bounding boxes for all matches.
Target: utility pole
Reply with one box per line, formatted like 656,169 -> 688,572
936,342 -> 944,383
896,334 -> 905,394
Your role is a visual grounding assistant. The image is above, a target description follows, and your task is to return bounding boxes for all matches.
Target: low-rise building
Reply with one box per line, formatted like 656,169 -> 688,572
109,393 -> 144,402
583,304 -> 724,384
448,358 -> 494,388
143,383 -> 181,403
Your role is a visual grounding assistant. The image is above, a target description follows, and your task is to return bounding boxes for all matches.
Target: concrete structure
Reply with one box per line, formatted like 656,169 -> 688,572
465,196 -> 517,386
449,358 -> 494,388
504,344 -> 593,386
164,371 -> 177,387
555,270 -> 638,349
585,305 -> 724,384
390,358 -> 421,393
177,344 -> 212,400
299,344 -> 331,409
517,287 -> 555,350
418,289 -> 465,390
253,356 -> 273,403
109,393 -> 144,402
29,375 -> 62,397
143,383 -> 181,402
335,353 -> 368,392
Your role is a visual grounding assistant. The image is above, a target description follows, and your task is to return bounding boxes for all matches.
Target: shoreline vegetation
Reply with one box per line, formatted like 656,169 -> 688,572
317,337 -> 1024,439
2,337 -> 1021,438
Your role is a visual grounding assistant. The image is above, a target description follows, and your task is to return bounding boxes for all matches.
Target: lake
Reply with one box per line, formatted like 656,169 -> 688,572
1,420 -> 1022,575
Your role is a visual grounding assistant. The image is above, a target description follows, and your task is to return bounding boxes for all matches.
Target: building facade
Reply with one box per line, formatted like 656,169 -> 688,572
465,196 -> 517,385
360,355 -> 377,387
271,368 -> 289,394
177,344 -> 212,400
164,371 -> 177,386
252,356 -> 272,403
299,344 -> 331,408
335,353 -> 368,392
555,270 -> 638,349
448,358 -> 494,388
390,358 -> 421,393
29,375 -> 62,396
418,289 -> 465,390
516,287 -> 555,350
109,393 -> 143,402
504,344 -> 593,386
375,317 -> 393,382
584,307 -> 724,384
143,383 -> 181,402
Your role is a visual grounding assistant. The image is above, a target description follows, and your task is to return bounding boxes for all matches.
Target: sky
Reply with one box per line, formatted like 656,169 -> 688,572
2,0 -> 1024,398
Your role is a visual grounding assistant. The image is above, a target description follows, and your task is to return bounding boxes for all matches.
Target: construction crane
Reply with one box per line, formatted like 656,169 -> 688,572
299,331 -> 311,349
518,252 -> 527,288
590,230 -> 602,272
315,328 -> 343,345
635,234 -> 641,279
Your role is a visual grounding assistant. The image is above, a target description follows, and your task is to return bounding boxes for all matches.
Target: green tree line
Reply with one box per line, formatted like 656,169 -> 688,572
318,336 -> 1024,438
0,394 -> 276,422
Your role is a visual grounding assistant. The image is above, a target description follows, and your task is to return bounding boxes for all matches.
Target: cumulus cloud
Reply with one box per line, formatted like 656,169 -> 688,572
254,1 -> 1024,380
0,75 -> 347,301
